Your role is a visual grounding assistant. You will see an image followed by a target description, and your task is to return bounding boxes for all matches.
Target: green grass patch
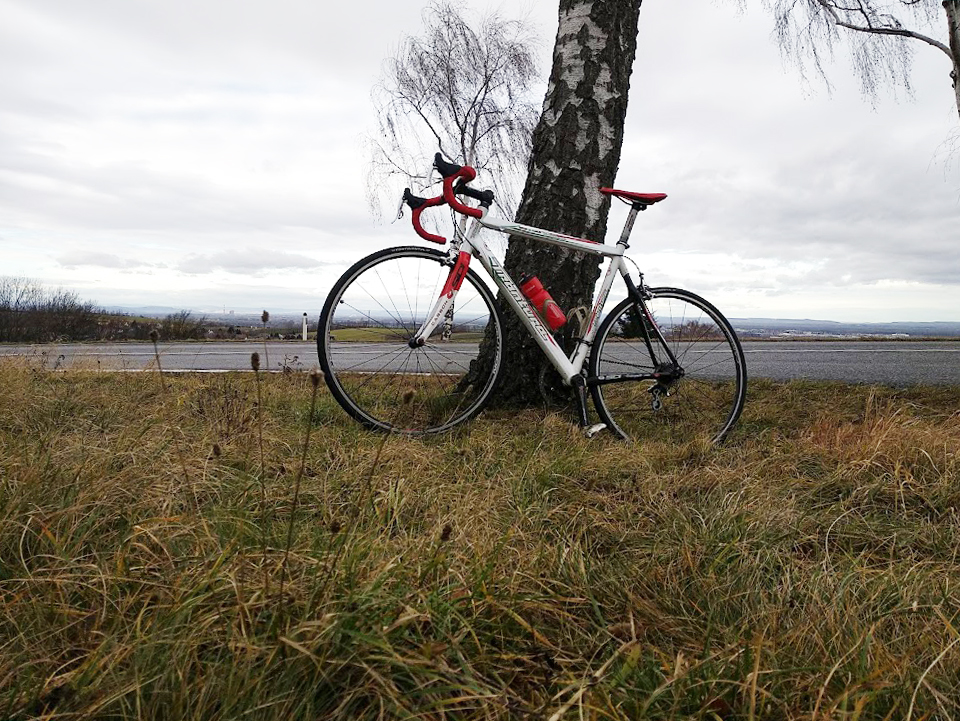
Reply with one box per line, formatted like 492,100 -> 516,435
329,326 -> 484,343
2,362 -> 960,719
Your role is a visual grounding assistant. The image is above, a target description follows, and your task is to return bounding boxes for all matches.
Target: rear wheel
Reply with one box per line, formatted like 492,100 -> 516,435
589,288 -> 746,443
318,246 -> 504,434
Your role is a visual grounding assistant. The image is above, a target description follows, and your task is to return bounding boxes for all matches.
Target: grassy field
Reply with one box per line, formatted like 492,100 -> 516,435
329,327 -> 486,343
2,360 -> 960,720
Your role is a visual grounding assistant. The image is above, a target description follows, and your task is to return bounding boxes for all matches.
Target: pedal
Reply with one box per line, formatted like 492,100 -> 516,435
583,423 -> 607,438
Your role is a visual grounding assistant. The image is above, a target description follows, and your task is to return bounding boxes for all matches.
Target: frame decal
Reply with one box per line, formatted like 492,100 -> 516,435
413,215 -> 631,386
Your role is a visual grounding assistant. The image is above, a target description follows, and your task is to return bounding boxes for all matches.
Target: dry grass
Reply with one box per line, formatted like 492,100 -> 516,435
1,359 -> 960,719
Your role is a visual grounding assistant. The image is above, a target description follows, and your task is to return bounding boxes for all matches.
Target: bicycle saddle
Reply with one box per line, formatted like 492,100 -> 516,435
600,188 -> 667,206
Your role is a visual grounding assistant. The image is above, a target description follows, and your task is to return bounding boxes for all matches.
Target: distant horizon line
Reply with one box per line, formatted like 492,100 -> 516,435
99,305 -> 960,328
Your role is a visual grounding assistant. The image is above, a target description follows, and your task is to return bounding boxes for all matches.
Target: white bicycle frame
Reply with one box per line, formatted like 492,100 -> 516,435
411,206 -> 640,387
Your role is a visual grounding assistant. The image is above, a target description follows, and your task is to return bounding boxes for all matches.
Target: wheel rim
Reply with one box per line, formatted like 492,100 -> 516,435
593,291 -> 745,443
321,250 -> 501,433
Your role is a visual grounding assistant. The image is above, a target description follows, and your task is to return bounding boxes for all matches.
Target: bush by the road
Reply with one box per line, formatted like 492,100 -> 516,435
0,276 -> 101,343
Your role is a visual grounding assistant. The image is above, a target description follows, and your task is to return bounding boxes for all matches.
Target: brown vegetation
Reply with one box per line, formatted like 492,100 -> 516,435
0,277 -> 101,343
1,360 -> 959,719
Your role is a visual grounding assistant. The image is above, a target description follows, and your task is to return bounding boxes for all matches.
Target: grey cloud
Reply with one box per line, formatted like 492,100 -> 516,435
0,139 -> 364,235
177,248 -> 328,275
57,250 -> 160,269
636,132 -> 960,289
1,0 -> 428,87
2,0 -> 957,321
619,0 -> 959,297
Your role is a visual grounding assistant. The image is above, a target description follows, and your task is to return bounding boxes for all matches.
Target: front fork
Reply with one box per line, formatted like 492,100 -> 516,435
409,249 -> 472,347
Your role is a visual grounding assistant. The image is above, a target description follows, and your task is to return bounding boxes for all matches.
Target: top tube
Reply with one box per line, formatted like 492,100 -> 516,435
479,215 -> 624,258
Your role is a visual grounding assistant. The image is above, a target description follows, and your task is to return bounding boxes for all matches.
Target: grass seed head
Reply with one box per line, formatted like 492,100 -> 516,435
149,329 -> 159,343
310,368 -> 323,388
261,310 -> 270,324
250,352 -> 260,371
402,389 -> 415,405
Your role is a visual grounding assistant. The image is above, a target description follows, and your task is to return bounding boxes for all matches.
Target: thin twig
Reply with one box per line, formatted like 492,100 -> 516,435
251,352 -> 269,601
547,642 -> 636,721
279,369 -> 322,606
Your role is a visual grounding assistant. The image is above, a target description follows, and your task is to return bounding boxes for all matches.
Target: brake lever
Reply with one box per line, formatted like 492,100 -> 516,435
395,159 -> 439,222
393,193 -> 406,223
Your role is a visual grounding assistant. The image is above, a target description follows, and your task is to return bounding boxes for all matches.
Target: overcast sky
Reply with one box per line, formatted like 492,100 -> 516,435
2,0 -> 958,322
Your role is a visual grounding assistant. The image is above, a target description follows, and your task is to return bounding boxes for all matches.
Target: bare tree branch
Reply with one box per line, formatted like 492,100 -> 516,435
814,0 -> 953,58
366,1 -> 541,223
757,0 -> 959,120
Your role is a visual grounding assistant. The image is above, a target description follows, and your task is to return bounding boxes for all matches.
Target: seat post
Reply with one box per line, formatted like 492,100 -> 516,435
616,205 -> 643,247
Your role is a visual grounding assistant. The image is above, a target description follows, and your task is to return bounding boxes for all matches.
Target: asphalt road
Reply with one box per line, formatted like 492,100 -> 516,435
2,340 -> 960,385
741,341 -> 960,385
0,341 -> 318,373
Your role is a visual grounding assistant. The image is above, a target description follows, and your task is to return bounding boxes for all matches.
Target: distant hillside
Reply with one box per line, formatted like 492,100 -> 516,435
105,307 -> 312,324
106,306 -> 960,339
730,318 -> 960,338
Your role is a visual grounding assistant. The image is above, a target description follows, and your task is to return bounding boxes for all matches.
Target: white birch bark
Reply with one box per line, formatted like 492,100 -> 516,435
479,0 -> 643,404
946,0 -> 960,118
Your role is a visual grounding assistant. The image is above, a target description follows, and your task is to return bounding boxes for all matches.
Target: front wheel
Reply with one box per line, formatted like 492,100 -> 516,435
318,246 -> 504,434
589,288 -> 747,444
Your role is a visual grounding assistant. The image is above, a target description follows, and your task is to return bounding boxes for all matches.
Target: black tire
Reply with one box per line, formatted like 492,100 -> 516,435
318,246 -> 504,434
589,288 -> 747,443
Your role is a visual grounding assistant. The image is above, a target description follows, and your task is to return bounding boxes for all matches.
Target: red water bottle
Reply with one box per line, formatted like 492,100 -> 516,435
519,274 -> 566,332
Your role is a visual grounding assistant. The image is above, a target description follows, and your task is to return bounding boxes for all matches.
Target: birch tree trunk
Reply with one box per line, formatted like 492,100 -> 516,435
946,0 -> 960,118
479,0 -> 643,406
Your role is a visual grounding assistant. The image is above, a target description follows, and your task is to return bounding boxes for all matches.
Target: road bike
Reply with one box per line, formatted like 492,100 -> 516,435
317,154 -> 747,443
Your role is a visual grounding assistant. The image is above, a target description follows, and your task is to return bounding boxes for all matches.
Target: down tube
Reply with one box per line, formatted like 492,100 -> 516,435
477,252 -> 579,383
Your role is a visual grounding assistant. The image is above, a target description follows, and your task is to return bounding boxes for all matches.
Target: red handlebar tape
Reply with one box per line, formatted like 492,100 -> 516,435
411,194 -> 446,244
442,166 -> 482,219
408,164 -> 482,243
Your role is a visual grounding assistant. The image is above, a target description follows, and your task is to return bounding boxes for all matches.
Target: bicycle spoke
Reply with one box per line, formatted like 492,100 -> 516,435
328,343 -> 410,373
334,300 -> 413,341
319,248 -> 503,434
373,269 -> 416,335
342,347 -> 414,389
590,289 -> 745,443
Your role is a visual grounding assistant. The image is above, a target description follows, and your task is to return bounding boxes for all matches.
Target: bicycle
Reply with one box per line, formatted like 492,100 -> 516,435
317,154 -> 747,443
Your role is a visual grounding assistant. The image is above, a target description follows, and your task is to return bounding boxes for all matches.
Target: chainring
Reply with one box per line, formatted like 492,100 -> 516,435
538,363 -> 575,409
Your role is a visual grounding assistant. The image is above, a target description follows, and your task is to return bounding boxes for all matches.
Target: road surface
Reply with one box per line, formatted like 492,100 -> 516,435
2,340 -> 959,385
